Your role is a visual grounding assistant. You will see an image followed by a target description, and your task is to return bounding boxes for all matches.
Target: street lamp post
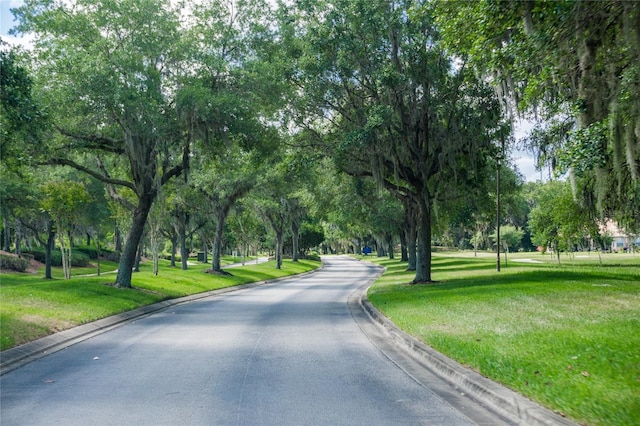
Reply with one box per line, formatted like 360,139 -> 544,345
496,152 -> 501,272
496,131 -> 505,272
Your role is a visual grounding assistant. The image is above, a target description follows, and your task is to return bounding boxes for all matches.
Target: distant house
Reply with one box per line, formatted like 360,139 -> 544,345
601,220 -> 640,252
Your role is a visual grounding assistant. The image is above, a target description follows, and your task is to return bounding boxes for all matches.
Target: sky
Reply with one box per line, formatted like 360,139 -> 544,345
1,0 -> 541,182
0,0 -> 28,47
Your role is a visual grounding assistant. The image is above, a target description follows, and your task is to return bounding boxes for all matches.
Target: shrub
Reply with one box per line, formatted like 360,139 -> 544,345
75,245 -> 98,259
27,248 -> 56,264
0,254 -> 30,272
301,252 -> 321,262
104,251 -> 121,262
26,248 -> 90,267
69,251 -> 90,267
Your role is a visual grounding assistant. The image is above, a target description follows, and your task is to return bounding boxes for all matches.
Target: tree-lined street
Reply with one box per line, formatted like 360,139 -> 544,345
2,1 -> 639,424
0,257 -> 511,425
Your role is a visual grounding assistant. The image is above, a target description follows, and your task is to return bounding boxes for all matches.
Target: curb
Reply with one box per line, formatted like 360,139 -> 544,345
0,265 -> 321,375
357,285 -> 577,426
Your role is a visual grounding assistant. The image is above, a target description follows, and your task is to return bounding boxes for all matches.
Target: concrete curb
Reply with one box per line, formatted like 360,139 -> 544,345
0,265 -> 321,375
357,283 -> 577,426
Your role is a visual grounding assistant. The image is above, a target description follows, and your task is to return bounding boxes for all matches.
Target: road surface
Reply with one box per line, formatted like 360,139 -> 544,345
0,256 -> 510,425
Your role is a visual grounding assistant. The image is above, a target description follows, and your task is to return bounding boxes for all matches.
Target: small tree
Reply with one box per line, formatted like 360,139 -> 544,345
40,180 -> 91,279
299,222 -> 325,255
529,181 -> 599,263
491,225 -> 524,266
228,202 -> 263,265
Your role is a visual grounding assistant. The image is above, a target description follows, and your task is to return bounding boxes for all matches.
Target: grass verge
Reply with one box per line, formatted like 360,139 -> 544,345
0,257 -> 319,351
364,251 -> 640,426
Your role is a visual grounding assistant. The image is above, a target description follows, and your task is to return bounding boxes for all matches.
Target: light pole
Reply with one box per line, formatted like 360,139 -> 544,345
496,131 -> 505,272
496,152 -> 501,272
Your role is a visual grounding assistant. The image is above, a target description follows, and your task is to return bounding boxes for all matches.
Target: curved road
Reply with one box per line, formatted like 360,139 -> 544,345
1,256 -> 510,425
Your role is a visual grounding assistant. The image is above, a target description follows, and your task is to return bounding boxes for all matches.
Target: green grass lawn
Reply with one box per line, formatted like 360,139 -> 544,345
365,251 -> 640,426
0,256 -> 319,351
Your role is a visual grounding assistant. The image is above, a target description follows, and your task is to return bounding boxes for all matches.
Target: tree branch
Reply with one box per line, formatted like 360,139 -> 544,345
161,136 -> 190,186
94,156 -> 137,211
44,158 -> 136,191
56,127 -> 125,154
104,184 -> 137,212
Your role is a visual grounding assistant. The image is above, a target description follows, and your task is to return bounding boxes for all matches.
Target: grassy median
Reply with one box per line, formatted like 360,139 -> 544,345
0,257 -> 320,351
365,251 -> 640,426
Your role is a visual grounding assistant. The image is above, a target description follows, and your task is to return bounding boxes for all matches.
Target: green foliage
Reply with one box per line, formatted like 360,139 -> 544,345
0,48 -> 47,170
284,0 -> 503,281
557,121 -> 609,176
74,245 -> 98,260
528,180 -> 603,256
26,247 -> 90,267
299,222 -> 325,252
0,253 -> 30,272
433,0 -> 640,223
40,180 -> 91,226
6,0 -> 635,293
491,225 -> 525,251
301,252 -> 321,262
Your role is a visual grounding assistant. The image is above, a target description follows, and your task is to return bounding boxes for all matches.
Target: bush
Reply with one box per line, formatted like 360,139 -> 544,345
0,254 -> 30,272
27,247 -> 54,264
75,245 -> 98,259
104,251 -> 121,262
26,248 -> 90,267
161,254 -> 182,262
69,251 -> 90,267
301,252 -> 321,262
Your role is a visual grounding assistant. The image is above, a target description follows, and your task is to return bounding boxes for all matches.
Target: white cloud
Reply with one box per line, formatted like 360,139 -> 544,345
1,0 -> 22,33
513,155 -> 543,183
511,118 -> 543,182
1,0 -> 31,48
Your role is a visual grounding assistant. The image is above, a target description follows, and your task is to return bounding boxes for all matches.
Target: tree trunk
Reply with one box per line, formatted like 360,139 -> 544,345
386,233 -> 394,260
57,224 -> 70,280
3,209 -> 11,251
149,224 -> 160,277
275,231 -> 283,269
291,221 -> 300,262
170,233 -> 177,267
134,242 -> 142,272
177,213 -> 188,270
115,196 -> 153,288
407,228 -> 417,271
152,250 -> 159,276
212,216 -> 224,272
413,190 -> 432,283
399,230 -> 408,262
114,224 -> 122,252
404,200 -> 417,271
95,237 -> 101,277
44,222 -> 55,279
66,231 -> 73,279
15,221 -> 22,256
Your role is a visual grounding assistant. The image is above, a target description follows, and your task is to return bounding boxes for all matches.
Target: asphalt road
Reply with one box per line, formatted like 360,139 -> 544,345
0,256 -> 511,426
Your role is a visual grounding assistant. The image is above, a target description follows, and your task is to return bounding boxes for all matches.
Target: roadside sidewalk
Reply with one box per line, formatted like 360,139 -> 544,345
224,256 -> 270,268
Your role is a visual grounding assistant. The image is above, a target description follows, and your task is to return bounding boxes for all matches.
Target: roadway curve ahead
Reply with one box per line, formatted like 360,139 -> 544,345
1,256 -> 510,425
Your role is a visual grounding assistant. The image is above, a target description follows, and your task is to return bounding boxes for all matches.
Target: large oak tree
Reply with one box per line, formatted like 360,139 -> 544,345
14,0 -> 191,287
281,0 -> 502,282
434,0 -> 640,233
